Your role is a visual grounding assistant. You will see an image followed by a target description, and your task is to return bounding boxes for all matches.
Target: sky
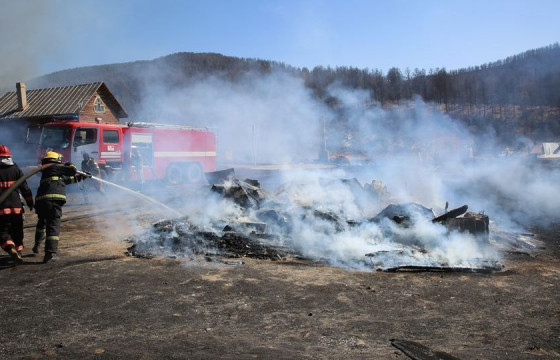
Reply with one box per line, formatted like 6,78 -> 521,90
0,0 -> 559,85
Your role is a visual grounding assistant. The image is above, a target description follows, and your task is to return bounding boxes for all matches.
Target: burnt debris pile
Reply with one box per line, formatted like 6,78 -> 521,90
126,171 -> 534,272
128,217 -> 296,260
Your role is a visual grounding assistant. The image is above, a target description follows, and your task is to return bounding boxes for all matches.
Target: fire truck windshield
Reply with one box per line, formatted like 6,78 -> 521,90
40,126 -> 72,149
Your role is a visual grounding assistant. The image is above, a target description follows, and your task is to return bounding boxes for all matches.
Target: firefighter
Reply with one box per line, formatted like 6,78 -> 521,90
33,151 -> 91,263
80,152 -> 104,203
0,145 -> 34,263
131,148 -> 144,190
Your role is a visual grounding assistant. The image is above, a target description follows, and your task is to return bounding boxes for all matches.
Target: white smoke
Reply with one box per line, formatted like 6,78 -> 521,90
252,168 -> 498,269
318,85 -> 560,228
119,67 -> 558,270
135,71 -> 328,164
0,1 -> 115,90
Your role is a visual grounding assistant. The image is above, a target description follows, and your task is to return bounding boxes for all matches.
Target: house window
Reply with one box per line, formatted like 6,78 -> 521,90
93,96 -> 105,113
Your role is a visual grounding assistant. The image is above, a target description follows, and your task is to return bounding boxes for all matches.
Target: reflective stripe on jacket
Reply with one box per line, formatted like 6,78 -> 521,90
0,161 -> 32,211
36,163 -> 81,203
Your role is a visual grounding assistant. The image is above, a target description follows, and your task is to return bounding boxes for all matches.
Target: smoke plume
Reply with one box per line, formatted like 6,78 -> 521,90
89,65 -> 559,270
135,71 -> 327,164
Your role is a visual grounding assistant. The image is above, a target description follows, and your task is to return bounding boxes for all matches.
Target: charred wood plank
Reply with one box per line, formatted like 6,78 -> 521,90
391,339 -> 461,360
432,205 -> 468,223
383,264 -> 502,273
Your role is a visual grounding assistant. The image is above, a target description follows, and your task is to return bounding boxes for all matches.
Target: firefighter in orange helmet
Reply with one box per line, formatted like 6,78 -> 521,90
0,145 -> 34,263
33,151 -> 90,263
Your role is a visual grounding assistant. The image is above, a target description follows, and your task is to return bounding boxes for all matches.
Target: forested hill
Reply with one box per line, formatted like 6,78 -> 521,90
28,53 -> 300,118
27,43 -> 560,141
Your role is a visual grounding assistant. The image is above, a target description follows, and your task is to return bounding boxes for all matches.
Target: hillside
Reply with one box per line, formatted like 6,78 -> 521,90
23,44 -> 560,144
28,53 -> 295,119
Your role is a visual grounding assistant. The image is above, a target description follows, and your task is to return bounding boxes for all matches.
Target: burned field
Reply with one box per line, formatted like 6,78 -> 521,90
1,169 -> 559,359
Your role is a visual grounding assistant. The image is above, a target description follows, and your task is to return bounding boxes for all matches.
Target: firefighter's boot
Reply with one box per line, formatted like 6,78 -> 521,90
43,252 -> 57,264
33,232 -> 45,254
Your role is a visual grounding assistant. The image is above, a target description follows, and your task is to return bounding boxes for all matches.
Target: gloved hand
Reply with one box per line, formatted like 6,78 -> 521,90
27,202 -> 34,212
76,172 -> 92,181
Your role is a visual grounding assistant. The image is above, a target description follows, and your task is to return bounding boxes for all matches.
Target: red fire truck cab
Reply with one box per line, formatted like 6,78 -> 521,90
38,121 -> 216,184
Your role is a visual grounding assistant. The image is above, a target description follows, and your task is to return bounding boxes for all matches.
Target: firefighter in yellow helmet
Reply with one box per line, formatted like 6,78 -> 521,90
33,151 -> 91,263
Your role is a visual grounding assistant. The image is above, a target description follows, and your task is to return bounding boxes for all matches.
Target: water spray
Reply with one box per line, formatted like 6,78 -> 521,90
83,174 -> 182,217
0,166 -> 181,218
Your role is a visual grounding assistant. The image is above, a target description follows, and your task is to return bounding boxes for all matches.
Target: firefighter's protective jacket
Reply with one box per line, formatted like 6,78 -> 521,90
0,159 -> 33,214
36,163 -> 83,203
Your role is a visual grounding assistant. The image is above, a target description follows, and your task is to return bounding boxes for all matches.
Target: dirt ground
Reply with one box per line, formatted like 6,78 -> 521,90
0,184 -> 559,360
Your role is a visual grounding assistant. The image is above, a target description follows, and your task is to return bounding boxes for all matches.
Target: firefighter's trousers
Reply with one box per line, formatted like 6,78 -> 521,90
0,213 -> 24,253
34,200 -> 64,254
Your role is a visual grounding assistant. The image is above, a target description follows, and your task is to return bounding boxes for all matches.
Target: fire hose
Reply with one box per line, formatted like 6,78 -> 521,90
1,164 -> 180,217
0,163 -> 54,205
0,164 -> 92,205
76,170 -> 93,179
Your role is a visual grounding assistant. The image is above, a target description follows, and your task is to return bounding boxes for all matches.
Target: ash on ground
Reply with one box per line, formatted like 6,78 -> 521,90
126,171 -> 538,272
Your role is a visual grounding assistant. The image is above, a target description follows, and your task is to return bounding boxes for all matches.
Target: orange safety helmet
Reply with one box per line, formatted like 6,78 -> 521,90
0,144 -> 11,157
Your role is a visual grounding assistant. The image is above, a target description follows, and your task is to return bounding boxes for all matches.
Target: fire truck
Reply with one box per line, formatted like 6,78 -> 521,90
38,121 -> 216,184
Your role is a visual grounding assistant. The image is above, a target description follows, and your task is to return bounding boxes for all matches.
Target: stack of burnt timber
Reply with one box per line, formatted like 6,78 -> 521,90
211,178 -> 268,208
127,172 -> 508,272
445,212 -> 489,242
126,216 -> 297,260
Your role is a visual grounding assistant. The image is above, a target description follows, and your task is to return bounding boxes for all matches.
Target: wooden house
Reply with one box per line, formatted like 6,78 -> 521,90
0,82 -> 127,164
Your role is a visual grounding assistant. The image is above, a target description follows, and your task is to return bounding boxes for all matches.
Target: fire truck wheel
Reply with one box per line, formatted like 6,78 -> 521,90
184,164 -> 203,183
165,165 -> 183,185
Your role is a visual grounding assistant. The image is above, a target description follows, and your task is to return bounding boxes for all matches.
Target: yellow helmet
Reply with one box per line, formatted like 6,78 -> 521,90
43,151 -> 62,162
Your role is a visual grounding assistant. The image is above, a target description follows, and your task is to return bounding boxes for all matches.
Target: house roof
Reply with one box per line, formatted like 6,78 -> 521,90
0,82 -> 127,120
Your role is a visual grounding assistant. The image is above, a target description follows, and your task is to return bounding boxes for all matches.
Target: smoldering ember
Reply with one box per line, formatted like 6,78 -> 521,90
126,169 -> 538,273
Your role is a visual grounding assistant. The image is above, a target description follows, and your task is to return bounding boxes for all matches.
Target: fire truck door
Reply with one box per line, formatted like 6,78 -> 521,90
72,127 -> 99,164
100,129 -> 122,165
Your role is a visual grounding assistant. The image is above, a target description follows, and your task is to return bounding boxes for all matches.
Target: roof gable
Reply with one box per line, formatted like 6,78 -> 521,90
0,82 -> 127,120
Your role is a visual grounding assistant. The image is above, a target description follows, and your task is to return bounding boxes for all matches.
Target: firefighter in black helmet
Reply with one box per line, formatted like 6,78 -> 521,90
0,145 -> 34,263
131,147 -> 144,190
80,152 -> 104,204
33,151 -> 91,263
